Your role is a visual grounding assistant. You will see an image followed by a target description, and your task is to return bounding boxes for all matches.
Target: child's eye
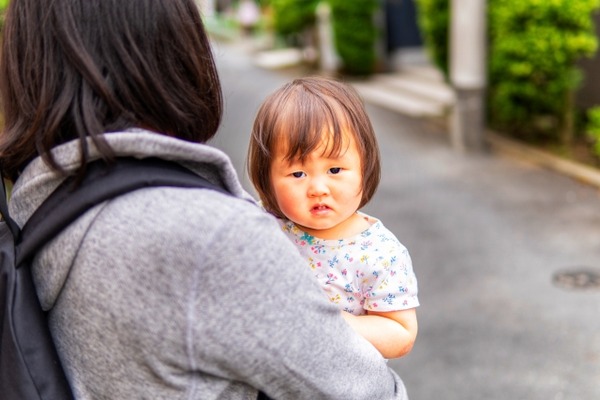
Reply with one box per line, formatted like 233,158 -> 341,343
292,171 -> 306,178
329,167 -> 342,174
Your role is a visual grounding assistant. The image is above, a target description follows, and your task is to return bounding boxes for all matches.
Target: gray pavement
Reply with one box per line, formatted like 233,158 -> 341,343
209,39 -> 600,400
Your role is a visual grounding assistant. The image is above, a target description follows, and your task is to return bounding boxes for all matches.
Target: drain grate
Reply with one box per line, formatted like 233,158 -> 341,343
552,268 -> 600,291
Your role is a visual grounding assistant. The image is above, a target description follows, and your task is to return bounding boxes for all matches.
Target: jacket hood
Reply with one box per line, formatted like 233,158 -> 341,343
8,129 -> 254,311
9,129 -> 253,226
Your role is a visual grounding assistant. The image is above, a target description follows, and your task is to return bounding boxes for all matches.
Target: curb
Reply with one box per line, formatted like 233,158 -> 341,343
487,132 -> 600,189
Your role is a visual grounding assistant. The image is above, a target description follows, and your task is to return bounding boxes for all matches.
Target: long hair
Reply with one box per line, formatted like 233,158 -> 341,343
0,0 -> 222,180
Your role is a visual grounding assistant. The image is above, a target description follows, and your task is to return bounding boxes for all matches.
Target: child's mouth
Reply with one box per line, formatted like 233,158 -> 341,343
311,204 -> 331,214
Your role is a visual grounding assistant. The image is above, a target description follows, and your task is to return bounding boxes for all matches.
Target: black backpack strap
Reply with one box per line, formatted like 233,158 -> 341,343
0,176 -> 20,240
17,157 -> 229,265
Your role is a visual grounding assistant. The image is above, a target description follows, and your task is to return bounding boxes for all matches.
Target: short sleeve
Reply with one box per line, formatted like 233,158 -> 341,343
362,242 -> 419,312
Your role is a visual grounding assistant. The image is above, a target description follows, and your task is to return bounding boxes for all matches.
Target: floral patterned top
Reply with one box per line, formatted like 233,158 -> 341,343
278,214 -> 419,315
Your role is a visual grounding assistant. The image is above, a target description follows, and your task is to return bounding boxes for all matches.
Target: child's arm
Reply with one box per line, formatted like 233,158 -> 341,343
341,308 -> 418,359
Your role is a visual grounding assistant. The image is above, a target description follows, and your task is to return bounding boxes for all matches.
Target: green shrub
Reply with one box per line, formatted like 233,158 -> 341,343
415,0 -> 450,77
270,0 -> 318,37
586,106 -> 600,157
416,0 -> 600,144
267,0 -> 380,75
489,0 -> 599,142
329,0 -> 379,75
0,0 -> 8,31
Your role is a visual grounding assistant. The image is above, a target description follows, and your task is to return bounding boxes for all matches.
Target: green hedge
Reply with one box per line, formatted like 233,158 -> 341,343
489,0 -> 598,141
329,0 -> 379,75
415,0 -> 450,76
415,0 -> 600,144
270,0 -> 318,37
270,0 -> 379,75
0,0 -> 8,31
586,106 -> 600,157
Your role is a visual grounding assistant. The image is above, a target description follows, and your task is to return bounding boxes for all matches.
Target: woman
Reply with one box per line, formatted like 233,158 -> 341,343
0,0 -> 408,398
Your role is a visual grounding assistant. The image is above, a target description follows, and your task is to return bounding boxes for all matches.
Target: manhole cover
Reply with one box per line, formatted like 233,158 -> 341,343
552,268 -> 600,291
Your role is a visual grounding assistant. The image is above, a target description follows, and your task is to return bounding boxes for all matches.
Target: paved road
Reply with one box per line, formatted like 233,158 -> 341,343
210,39 -> 600,400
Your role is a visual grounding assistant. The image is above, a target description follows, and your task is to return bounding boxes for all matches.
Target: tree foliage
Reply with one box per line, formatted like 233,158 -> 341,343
269,0 -> 379,75
489,0 -> 599,140
414,0 -> 450,76
328,0 -> 379,75
415,0 -> 600,143
270,0 -> 319,36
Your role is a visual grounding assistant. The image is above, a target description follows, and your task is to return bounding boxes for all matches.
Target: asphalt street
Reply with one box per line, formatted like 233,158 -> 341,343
209,39 -> 600,400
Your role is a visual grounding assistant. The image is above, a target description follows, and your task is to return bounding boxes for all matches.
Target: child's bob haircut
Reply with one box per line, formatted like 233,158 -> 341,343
247,76 -> 381,219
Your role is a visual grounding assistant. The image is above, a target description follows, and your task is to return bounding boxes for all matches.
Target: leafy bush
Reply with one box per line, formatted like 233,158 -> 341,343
415,0 -> 600,144
268,0 -> 380,75
489,0 -> 599,142
0,0 -> 8,31
270,0 -> 318,37
414,0 -> 450,77
586,106 -> 600,157
329,0 -> 379,75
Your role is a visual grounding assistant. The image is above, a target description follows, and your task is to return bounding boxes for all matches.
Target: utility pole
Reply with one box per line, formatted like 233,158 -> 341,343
449,0 -> 488,152
316,2 -> 340,74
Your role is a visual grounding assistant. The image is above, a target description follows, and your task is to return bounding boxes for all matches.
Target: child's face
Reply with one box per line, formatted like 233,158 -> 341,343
269,132 -> 365,239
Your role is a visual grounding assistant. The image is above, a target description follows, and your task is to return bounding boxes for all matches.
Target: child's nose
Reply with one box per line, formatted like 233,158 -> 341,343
308,178 -> 329,197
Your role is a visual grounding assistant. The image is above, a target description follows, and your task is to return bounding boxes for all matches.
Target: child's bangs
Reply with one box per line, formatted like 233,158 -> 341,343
275,93 -> 350,162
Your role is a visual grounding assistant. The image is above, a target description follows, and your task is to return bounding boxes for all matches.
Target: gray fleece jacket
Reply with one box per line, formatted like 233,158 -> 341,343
9,129 -> 408,400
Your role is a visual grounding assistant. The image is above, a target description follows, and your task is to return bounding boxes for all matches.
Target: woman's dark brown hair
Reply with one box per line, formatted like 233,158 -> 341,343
247,76 -> 381,219
0,0 -> 222,180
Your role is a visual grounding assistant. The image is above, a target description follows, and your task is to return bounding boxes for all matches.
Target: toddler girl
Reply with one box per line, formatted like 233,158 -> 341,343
247,77 -> 419,359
